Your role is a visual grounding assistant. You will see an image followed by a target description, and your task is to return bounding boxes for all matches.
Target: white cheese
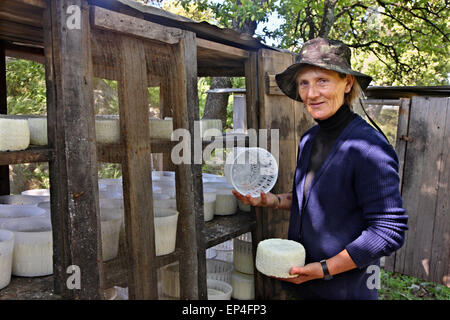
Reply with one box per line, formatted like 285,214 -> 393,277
2,218 -> 53,277
0,118 -> 30,151
231,270 -> 255,300
233,236 -> 254,275
154,208 -> 179,256
27,116 -> 48,145
0,230 -> 14,290
255,238 -> 305,278
214,189 -> 237,216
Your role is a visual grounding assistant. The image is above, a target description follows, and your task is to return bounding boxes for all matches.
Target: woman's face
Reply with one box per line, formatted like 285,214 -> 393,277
296,66 -> 354,120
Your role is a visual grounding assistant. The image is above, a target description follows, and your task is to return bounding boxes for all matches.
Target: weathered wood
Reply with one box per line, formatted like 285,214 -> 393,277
0,276 -> 60,300
92,6 -> 183,44
197,38 -> 249,59
170,30 -> 205,299
44,0 -> 103,299
0,0 -> 44,28
265,74 -> 284,96
4,42 -> 45,64
385,98 -> 411,272
117,34 -> 158,300
0,147 -> 52,166
204,211 -> 256,248
0,42 -> 10,196
430,97 -> 450,287
397,97 -> 448,283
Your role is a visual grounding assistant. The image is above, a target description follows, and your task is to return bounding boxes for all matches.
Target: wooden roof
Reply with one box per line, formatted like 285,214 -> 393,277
366,86 -> 450,99
0,0 -> 278,77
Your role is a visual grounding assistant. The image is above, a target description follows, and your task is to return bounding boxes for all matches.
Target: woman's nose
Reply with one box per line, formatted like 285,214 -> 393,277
307,84 -> 320,99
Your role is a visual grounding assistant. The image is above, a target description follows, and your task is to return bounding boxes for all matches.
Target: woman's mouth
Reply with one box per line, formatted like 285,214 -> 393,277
309,102 -> 324,109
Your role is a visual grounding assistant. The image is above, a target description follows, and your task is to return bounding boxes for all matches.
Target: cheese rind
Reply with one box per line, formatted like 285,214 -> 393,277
255,238 -> 305,278
0,118 -> 30,151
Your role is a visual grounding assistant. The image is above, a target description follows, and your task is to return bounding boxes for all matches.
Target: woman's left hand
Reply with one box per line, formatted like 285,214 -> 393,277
275,262 -> 324,285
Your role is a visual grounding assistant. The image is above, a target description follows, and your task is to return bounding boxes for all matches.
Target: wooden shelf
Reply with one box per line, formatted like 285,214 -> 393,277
0,146 -> 53,165
0,276 -> 60,300
97,134 -> 250,163
204,210 -> 256,249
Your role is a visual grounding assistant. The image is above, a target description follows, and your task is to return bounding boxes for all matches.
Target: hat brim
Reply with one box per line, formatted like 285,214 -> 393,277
275,61 -> 372,102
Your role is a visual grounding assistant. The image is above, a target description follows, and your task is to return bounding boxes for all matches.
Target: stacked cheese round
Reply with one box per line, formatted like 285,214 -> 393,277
0,117 -> 30,151
255,238 -> 305,278
207,279 -> 232,300
27,116 -> 48,145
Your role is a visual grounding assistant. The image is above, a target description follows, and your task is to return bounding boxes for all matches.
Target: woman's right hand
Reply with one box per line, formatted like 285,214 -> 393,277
232,190 -> 279,208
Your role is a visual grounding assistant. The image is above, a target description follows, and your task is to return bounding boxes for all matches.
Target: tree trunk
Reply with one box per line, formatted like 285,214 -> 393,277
318,0 -> 338,39
202,77 -> 231,129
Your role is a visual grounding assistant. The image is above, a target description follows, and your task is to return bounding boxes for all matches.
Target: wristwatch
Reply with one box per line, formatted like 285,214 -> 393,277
320,259 -> 333,280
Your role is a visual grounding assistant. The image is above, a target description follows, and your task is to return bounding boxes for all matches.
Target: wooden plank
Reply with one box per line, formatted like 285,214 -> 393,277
44,0 -> 103,299
0,0 -> 44,28
385,98 -> 411,272
91,6 -> 183,44
204,211 -> 256,248
429,97 -> 450,286
0,42 -> 9,196
0,276 -> 60,300
0,19 -> 43,45
0,147 -> 52,165
117,34 -> 158,300
197,38 -> 249,59
265,74 -> 284,96
4,42 -> 45,64
170,30 -> 205,300
398,97 -> 446,281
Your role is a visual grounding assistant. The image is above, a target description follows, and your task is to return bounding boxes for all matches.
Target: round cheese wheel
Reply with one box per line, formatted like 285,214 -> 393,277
255,238 -> 305,278
0,118 -> 30,151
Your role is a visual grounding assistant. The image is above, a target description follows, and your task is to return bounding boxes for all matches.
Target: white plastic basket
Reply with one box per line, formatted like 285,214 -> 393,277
207,279 -> 232,300
154,208 -> 179,256
211,239 -> 233,262
225,147 -> 278,198
0,206 -> 47,227
206,259 -> 233,284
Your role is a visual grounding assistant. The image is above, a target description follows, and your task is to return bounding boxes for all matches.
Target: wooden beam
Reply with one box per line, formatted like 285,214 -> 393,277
197,38 -> 249,59
44,0 -> 103,299
91,6 -> 183,44
170,30 -> 206,299
265,73 -> 284,96
117,34 -> 158,300
4,42 -> 45,64
0,42 -> 10,196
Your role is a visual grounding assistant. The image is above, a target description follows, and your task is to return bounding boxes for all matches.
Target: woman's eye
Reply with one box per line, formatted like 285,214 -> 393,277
318,79 -> 328,84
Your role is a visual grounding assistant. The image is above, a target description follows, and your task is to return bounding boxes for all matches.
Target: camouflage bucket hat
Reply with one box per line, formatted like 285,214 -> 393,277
275,37 -> 372,102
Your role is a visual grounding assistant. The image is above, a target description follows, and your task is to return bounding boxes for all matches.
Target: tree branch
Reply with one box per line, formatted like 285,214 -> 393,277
318,0 -> 338,38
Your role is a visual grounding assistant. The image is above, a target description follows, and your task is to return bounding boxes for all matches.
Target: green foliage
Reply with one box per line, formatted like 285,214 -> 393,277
380,269 -> 450,300
6,58 -> 46,115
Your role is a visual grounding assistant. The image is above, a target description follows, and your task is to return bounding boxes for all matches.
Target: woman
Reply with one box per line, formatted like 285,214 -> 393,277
232,37 -> 408,300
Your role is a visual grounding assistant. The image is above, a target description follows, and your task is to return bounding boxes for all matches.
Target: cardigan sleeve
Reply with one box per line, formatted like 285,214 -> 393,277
345,143 -> 408,268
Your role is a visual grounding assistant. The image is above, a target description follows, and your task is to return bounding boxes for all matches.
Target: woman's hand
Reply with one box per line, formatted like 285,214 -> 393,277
232,190 -> 279,208
274,262 -> 324,285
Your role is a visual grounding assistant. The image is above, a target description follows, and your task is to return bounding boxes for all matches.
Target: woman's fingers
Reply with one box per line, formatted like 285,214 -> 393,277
232,190 -> 250,205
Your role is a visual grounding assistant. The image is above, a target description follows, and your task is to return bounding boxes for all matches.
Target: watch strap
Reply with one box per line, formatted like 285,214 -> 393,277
320,259 -> 333,280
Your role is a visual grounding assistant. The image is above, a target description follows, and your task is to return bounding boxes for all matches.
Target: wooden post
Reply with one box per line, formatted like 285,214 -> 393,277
117,34 -> 158,300
170,31 -> 205,299
0,41 -> 10,196
44,0 -> 103,299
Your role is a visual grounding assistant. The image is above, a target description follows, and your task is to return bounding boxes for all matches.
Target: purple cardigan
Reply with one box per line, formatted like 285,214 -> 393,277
285,115 -> 408,300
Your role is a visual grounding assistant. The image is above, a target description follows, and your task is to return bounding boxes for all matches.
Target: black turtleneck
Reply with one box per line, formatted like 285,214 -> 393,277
303,104 -> 357,202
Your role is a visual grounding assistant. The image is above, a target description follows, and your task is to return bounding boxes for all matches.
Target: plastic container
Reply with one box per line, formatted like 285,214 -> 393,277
215,188 -> 237,216
0,195 -> 45,206
100,210 -> 122,262
37,201 -> 51,215
0,117 -> 30,151
2,218 -> 53,277
203,188 -> 216,222
21,189 -> 50,197
233,233 -> 254,275
154,208 -> 179,256
0,229 -> 14,290
206,247 -> 217,259
231,270 -> 255,300
211,240 -> 233,262
0,205 -> 47,227
207,279 -> 232,300
226,147 -> 278,198
206,259 -> 233,284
